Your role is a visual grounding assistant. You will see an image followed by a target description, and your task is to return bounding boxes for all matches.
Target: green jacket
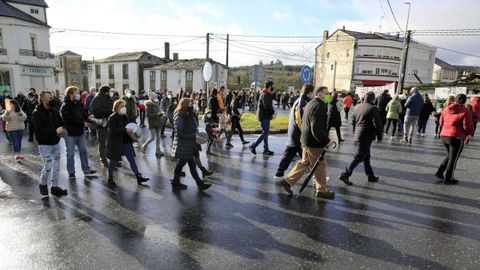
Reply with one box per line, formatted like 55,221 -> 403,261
145,100 -> 163,128
386,99 -> 402,120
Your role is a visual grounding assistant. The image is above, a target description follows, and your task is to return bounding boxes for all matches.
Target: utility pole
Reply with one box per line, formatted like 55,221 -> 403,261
226,34 -> 229,68
397,30 -> 412,94
206,33 -> 210,60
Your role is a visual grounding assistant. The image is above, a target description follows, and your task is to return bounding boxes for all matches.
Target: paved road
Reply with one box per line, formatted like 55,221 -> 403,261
0,120 -> 479,270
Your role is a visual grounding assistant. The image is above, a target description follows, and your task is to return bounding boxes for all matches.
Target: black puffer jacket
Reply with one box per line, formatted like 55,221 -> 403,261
257,89 -> 275,121
22,98 -> 38,122
60,98 -> 87,137
91,93 -> 114,120
300,98 -> 330,148
107,113 -> 131,161
32,104 -> 64,145
172,110 -> 197,160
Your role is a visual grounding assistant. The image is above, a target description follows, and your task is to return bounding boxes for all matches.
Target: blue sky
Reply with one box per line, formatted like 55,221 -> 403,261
48,0 -> 480,66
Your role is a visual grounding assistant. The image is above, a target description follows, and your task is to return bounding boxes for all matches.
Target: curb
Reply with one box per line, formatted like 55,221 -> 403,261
241,129 -> 288,135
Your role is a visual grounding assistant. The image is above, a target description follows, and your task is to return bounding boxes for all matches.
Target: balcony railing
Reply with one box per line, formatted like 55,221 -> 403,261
0,48 -> 6,55
19,49 -> 55,59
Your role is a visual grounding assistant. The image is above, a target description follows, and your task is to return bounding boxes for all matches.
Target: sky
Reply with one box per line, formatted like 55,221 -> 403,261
47,0 -> 480,67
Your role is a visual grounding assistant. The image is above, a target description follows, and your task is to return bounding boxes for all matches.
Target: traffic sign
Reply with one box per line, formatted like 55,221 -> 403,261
203,62 -> 212,81
301,65 -> 312,84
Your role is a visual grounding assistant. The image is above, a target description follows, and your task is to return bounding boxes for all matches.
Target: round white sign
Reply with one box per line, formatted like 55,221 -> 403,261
203,62 -> 213,81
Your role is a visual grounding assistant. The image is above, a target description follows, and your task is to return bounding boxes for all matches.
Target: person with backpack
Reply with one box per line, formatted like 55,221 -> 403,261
274,84 -> 313,179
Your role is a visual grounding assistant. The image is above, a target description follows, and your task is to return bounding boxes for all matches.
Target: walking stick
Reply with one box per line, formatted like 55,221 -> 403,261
298,141 -> 337,195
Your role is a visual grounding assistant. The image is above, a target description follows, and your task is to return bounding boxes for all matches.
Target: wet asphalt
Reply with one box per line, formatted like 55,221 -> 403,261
0,112 -> 479,270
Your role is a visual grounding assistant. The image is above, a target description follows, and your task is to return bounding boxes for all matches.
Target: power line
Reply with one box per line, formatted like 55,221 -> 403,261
415,41 -> 480,58
50,28 -> 202,38
386,0 -> 404,33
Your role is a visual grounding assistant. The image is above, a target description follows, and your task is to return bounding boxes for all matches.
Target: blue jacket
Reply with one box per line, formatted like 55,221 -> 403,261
287,94 -> 310,147
405,92 -> 424,116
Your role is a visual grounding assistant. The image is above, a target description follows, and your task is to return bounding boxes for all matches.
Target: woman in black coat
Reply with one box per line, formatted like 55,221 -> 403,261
171,98 -> 211,191
207,88 -> 220,122
107,99 -> 149,187
327,93 -> 344,142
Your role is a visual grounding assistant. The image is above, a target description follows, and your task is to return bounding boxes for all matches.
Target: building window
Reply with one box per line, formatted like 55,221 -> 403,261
412,69 -> 418,75
381,68 -> 389,74
186,70 -> 193,81
346,49 -> 350,57
150,71 -> 156,81
108,64 -> 114,79
0,28 -> 3,49
361,70 -> 373,74
330,64 -> 334,70
95,65 -> 100,79
30,34 -> 37,55
375,68 -> 380,75
122,64 -> 128,79
336,35 -> 339,41
326,52 -> 330,59
31,9 -> 39,14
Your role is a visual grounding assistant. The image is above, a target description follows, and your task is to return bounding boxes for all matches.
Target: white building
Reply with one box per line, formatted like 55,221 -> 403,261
144,58 -> 228,94
88,51 -> 165,94
315,28 -> 437,92
432,58 -> 458,83
0,0 -> 54,96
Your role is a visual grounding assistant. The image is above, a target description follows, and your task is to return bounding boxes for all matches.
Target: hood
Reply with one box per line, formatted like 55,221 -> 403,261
447,103 -> 466,114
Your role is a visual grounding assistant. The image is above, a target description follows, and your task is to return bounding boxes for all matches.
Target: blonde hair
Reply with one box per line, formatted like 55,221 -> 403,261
39,90 -> 53,104
113,99 -> 126,112
174,98 -> 191,116
65,86 -> 79,97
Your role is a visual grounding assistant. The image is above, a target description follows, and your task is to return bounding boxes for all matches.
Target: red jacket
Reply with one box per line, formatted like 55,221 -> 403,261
472,96 -> 480,122
440,103 -> 474,140
343,95 -> 353,108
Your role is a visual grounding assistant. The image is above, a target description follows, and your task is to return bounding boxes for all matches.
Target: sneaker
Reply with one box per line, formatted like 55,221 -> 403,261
434,172 -> 444,180
226,142 -> 234,148
68,173 -> 76,180
136,173 -> 150,184
316,191 -> 335,199
107,176 -> 117,187
202,169 -> 214,178
197,181 -> 212,191
14,155 -> 21,162
263,150 -> 274,156
51,187 -> 68,197
278,179 -> 293,195
368,176 -> 379,183
444,179 -> 459,185
249,145 -> 257,155
84,170 -> 97,175
39,184 -> 48,196
338,174 -> 353,186
421,133 -> 425,137
338,139 -> 345,143
242,141 -> 250,145
19,155 -> 24,160
274,172 -> 284,180
171,180 -> 188,189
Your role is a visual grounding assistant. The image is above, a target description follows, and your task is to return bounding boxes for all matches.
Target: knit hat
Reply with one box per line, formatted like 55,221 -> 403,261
148,92 -> 157,101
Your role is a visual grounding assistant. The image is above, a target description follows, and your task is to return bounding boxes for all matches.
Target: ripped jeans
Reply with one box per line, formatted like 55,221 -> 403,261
38,144 -> 61,187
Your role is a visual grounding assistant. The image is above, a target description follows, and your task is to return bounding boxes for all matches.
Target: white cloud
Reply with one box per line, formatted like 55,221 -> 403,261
272,10 -> 292,23
196,3 -> 223,19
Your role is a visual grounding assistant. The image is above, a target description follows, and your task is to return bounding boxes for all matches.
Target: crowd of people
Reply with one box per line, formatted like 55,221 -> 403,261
0,82 -> 478,198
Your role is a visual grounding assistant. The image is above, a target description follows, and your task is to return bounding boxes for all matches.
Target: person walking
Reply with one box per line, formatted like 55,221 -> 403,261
142,92 -> 164,157
138,91 -> 148,128
375,90 -> 392,132
343,93 -> 353,121
402,87 -> 424,143
418,94 -> 435,137
249,81 -> 275,156
327,92 -> 344,143
274,84 -> 313,179
171,98 -> 212,191
470,96 -> 480,136
91,86 -> 114,167
121,89 -> 138,123
22,92 -> 38,142
60,86 -> 97,180
106,100 -> 149,187
226,91 -> 250,148
435,94 -> 473,185
207,88 -> 220,122
84,87 -> 97,136
2,100 -> 26,161
160,90 -> 175,138
33,90 -> 68,197
385,95 -> 402,138
278,86 -> 334,199
339,91 -> 382,186
434,104 -> 444,139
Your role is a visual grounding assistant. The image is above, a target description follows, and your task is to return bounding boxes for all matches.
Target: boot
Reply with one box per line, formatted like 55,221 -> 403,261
171,175 -> 187,189
155,148 -> 164,157
196,179 -> 212,191
136,173 -> 150,184
201,167 -> 214,178
107,176 -> 117,187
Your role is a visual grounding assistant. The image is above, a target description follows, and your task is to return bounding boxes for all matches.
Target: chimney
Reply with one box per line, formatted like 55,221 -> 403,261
342,25 -> 345,31
173,53 -> 179,61
164,42 -> 170,61
323,30 -> 329,41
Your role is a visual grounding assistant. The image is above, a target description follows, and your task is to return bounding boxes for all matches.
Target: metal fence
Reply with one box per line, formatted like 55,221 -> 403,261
19,49 -> 54,59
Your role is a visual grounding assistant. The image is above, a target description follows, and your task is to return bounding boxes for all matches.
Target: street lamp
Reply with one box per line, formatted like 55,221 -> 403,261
404,2 -> 411,34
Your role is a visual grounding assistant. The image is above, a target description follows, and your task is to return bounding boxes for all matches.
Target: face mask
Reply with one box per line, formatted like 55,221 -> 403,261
109,92 -> 114,98
48,99 -> 57,108
119,107 -> 127,115
168,95 -> 172,99
74,94 -> 81,101
126,93 -> 132,98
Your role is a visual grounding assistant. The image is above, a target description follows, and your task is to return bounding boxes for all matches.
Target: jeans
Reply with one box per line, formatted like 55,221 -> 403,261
417,118 -> 429,134
251,120 -> 270,151
174,158 -> 202,183
108,143 -> 139,177
8,130 -> 24,154
403,115 -> 419,139
344,107 -> 350,121
437,136 -> 465,181
385,119 -> 398,136
143,128 -> 161,152
341,141 -> 375,179
227,116 -> 245,143
276,145 -> 302,176
38,144 -> 61,187
65,134 -> 91,174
